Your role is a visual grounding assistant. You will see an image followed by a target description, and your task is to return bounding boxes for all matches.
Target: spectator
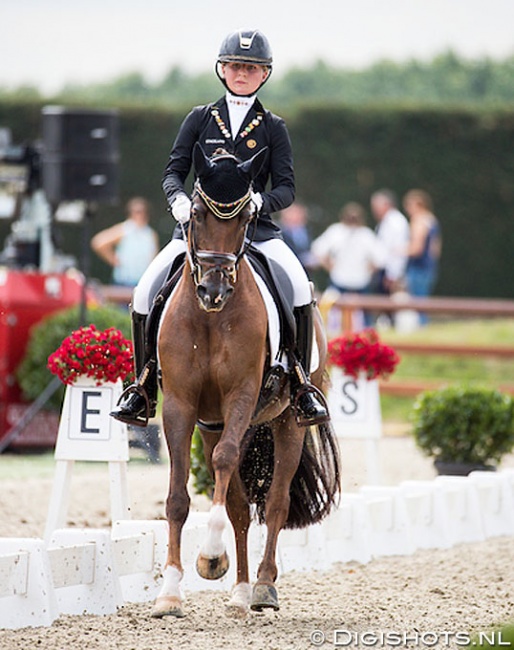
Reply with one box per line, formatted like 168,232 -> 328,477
279,201 -> 317,271
312,201 -> 386,295
91,197 -> 159,287
311,202 -> 386,329
403,189 -> 442,322
370,189 -> 410,294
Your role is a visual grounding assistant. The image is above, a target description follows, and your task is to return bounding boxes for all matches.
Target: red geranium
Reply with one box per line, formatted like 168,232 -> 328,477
48,324 -> 134,385
327,329 -> 400,380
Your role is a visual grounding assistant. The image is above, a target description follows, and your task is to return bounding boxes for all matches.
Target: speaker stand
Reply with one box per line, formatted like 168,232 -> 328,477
79,202 -> 97,327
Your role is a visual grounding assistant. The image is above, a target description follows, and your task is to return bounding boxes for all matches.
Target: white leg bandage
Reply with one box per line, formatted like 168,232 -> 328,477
201,504 -> 229,557
157,565 -> 183,600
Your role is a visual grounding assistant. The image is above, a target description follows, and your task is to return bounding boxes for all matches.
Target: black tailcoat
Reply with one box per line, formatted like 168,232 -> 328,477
162,96 -> 295,241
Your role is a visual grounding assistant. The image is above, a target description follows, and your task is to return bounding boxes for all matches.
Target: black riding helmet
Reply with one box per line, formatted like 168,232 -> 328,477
216,29 -> 273,95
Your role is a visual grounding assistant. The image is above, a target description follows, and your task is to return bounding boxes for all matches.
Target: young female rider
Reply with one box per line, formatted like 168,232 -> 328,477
111,29 -> 328,427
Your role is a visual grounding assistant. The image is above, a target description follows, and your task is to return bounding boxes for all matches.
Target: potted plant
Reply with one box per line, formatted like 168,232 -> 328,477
327,328 -> 400,380
325,329 -> 399,445
411,385 -> 514,475
47,323 -> 134,387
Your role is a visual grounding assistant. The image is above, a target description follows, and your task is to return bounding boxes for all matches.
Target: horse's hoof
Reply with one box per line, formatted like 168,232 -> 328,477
196,550 -> 230,580
225,601 -> 249,619
225,582 -> 251,618
151,596 -> 185,619
250,583 -> 280,612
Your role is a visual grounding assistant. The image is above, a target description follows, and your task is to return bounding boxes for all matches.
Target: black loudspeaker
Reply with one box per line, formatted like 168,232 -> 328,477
41,106 -> 120,204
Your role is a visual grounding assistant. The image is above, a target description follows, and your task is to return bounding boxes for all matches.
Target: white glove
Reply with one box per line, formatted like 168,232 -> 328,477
171,194 -> 191,224
250,191 -> 263,214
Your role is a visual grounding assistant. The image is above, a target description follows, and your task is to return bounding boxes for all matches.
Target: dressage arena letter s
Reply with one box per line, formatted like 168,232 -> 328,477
340,379 -> 359,416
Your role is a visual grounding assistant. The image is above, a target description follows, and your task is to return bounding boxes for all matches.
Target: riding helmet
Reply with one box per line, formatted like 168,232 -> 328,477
217,29 -> 273,67
216,29 -> 273,93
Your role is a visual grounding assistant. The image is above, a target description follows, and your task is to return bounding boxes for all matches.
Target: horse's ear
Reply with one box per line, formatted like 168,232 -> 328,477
193,142 -> 214,178
238,147 -> 268,180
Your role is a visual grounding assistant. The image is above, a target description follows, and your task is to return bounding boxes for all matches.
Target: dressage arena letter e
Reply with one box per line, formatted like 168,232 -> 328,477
70,387 -> 111,441
81,390 -> 102,434
54,380 -> 129,462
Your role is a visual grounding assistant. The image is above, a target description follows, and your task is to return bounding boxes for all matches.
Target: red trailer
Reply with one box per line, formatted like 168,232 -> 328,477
0,269 -> 84,450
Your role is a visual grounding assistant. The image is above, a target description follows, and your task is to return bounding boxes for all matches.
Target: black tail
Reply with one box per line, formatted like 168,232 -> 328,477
239,420 -> 341,529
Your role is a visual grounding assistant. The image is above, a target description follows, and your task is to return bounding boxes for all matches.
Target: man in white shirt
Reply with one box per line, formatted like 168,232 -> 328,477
370,189 -> 410,294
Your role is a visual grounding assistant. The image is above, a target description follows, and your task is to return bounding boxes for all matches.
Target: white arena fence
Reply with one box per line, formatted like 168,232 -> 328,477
1,469 -> 514,629
2,379 -> 514,629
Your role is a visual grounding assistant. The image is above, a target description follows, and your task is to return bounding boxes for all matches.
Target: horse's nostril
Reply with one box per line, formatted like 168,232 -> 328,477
197,285 -> 209,302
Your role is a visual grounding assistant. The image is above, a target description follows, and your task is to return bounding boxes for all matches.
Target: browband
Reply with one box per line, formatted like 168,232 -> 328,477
195,180 -> 252,220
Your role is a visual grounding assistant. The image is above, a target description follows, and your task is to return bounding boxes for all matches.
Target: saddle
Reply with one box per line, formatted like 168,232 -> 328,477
146,248 -> 297,421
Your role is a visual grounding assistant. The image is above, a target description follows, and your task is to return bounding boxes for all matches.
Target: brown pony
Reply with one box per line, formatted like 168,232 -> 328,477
152,144 -> 340,618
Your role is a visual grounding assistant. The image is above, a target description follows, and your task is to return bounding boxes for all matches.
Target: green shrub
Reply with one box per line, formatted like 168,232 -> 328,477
16,305 -> 132,411
411,385 -> 514,465
190,428 -> 214,497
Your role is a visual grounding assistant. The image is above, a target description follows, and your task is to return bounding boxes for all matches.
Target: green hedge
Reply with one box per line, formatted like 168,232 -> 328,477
16,304 -> 131,411
1,100 -> 513,298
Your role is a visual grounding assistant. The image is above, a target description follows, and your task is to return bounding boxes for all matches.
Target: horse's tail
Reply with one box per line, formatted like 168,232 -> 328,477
239,420 -> 341,529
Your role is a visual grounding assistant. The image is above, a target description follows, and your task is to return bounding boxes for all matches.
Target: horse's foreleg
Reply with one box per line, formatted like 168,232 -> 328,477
252,415 -> 305,612
196,393 -> 256,582
224,472 -> 252,617
152,399 -> 195,619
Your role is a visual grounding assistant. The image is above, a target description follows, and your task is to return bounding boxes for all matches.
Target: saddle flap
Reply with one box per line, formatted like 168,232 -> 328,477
246,246 -> 296,351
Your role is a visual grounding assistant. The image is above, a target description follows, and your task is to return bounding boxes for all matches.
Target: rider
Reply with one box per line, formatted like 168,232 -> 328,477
111,28 -> 329,428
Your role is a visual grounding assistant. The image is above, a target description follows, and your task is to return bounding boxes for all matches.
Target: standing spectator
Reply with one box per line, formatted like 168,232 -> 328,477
91,197 -> 159,287
312,202 -> 386,295
370,189 -> 410,294
403,189 -> 442,322
279,201 -> 317,271
311,202 -> 386,329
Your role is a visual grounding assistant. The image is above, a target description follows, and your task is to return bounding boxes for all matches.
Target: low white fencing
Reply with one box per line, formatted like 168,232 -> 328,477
2,380 -> 513,629
1,468 -> 514,630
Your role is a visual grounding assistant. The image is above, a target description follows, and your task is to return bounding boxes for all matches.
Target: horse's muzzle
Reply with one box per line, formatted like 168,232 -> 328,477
194,251 -> 237,312
196,276 -> 234,312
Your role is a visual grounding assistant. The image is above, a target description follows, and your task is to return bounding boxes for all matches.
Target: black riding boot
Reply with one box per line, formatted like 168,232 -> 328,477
110,311 -> 158,427
291,302 -> 330,427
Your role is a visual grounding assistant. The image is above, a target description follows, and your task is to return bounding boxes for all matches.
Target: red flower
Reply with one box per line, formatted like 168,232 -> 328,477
47,324 -> 135,385
327,329 -> 400,380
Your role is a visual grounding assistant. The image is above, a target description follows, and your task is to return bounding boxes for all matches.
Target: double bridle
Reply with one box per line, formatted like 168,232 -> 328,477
185,178 -> 257,290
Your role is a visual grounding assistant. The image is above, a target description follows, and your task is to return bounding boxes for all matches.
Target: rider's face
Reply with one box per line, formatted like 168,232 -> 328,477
222,62 -> 269,95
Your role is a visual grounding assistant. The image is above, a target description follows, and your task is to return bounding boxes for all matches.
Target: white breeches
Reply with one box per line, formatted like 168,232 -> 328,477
132,236 -> 312,315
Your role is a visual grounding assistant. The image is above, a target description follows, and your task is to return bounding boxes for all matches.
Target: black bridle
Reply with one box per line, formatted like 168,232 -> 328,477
185,179 -> 258,290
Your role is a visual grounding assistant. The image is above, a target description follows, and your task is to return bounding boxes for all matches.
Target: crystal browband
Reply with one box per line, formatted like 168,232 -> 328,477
195,181 -> 252,220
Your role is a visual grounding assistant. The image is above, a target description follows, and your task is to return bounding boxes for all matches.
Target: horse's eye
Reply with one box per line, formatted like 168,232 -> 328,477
192,206 -> 204,221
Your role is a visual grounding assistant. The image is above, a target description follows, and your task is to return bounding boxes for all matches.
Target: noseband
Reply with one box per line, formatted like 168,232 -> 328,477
187,178 -> 256,290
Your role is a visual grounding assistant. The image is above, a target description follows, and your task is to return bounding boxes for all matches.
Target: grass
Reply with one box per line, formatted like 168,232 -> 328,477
376,318 -> 514,423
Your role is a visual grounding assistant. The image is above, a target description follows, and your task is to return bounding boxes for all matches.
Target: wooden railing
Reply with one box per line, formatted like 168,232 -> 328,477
320,293 -> 514,397
321,293 -> 514,333
97,285 -> 514,397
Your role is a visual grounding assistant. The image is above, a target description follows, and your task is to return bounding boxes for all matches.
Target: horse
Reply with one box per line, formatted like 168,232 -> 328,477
152,144 -> 340,618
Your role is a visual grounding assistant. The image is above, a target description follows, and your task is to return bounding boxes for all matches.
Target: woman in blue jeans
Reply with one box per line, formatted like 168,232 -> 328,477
403,189 -> 442,324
